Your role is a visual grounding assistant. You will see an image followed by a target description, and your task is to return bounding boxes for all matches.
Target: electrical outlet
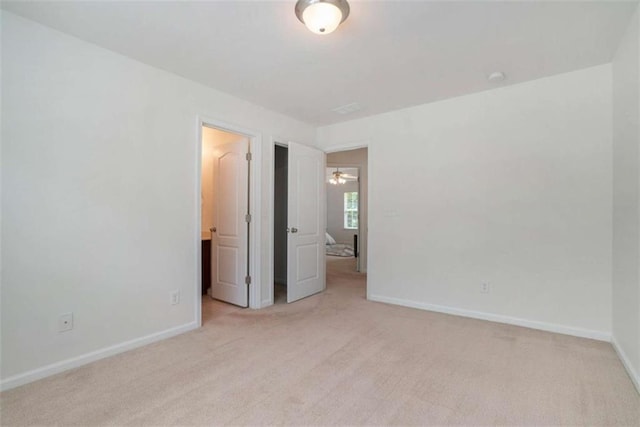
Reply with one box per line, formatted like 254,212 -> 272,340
58,313 -> 73,332
480,282 -> 490,294
170,290 -> 180,305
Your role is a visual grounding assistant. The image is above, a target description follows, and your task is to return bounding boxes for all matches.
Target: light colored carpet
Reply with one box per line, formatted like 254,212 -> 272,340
1,257 -> 639,426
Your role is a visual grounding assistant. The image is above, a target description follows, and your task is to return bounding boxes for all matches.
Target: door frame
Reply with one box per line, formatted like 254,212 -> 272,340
324,141 -> 370,293
195,116 -> 263,325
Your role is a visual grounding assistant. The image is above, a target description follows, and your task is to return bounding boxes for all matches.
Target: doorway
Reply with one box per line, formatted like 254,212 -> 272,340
325,147 -> 368,291
200,123 -> 254,324
273,145 -> 288,303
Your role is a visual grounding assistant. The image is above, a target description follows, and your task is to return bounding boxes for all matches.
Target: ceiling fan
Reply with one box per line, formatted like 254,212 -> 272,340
329,168 -> 357,185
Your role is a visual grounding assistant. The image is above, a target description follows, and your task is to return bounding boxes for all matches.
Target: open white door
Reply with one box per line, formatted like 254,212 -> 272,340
210,138 -> 249,307
287,142 -> 326,303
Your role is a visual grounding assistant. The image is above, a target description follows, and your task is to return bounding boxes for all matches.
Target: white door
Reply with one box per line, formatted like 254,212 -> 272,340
287,142 -> 326,303
210,138 -> 249,307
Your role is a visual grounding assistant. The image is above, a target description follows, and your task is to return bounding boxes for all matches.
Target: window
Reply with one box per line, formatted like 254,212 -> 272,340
344,192 -> 358,229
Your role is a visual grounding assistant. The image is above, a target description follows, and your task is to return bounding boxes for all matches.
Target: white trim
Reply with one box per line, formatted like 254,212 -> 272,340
323,140 -> 369,153
368,294 -> 611,342
196,116 -> 263,310
0,322 -> 198,391
194,121 -> 204,326
263,137 -> 277,308
249,132 -> 263,309
612,336 -> 640,394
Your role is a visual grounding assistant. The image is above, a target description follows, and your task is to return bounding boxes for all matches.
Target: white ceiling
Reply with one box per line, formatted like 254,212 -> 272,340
3,1 -> 637,126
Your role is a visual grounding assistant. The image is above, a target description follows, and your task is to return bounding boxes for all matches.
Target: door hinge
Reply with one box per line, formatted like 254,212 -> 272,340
246,152 -> 252,161
245,275 -> 252,285
245,213 -> 252,223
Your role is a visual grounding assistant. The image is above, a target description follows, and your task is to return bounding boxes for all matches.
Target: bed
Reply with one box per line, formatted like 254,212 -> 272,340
325,232 -> 355,257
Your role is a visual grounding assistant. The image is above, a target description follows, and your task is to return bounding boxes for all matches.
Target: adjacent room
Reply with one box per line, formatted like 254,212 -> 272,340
2,1 -> 640,425
326,147 -> 368,276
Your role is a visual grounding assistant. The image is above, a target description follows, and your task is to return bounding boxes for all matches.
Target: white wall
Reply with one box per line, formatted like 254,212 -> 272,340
317,65 -> 613,339
1,7 -> 632,392
612,5 -> 640,390
0,12 -> 315,388
326,148 -> 368,272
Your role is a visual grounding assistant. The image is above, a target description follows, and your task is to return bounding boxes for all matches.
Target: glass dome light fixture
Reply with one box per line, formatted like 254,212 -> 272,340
295,0 -> 350,35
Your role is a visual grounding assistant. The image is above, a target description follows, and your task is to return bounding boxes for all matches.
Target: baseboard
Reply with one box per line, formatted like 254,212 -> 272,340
611,336 -> 640,394
368,294 -> 611,342
0,321 -> 199,391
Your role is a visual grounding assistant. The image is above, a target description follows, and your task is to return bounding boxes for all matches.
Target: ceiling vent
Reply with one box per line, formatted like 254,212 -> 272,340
332,102 -> 362,115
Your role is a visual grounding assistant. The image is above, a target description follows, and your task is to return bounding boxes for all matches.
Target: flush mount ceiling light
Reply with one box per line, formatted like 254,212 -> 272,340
295,0 -> 350,35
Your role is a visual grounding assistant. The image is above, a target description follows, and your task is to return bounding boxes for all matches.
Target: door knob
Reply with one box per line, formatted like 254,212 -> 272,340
210,227 -> 217,233
291,227 -> 298,233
